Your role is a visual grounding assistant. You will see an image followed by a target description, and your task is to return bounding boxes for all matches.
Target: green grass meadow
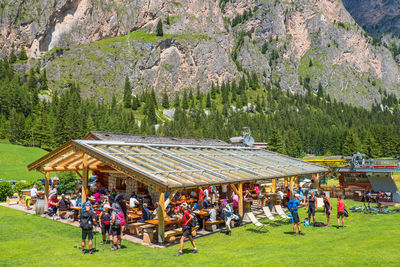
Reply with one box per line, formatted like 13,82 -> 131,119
1,199 -> 399,266
0,142 -> 47,181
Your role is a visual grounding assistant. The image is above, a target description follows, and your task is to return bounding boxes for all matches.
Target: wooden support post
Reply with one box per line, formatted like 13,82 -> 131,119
284,177 -> 288,188
272,179 -> 276,193
158,192 -> 165,244
45,172 -> 50,198
238,183 -> 243,217
82,154 -> 88,203
295,176 -> 299,188
164,190 -> 178,208
314,173 -> 319,190
289,177 -> 294,198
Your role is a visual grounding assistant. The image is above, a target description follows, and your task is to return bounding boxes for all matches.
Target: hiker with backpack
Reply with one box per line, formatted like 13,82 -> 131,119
288,194 -> 306,236
337,195 -> 346,228
99,204 -> 112,245
222,200 -> 236,236
111,201 -> 125,250
174,203 -> 198,256
80,202 -> 97,254
305,191 -> 318,225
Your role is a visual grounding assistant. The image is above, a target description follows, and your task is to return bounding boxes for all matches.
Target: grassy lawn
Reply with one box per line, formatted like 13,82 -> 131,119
1,199 -> 400,266
0,142 -> 47,181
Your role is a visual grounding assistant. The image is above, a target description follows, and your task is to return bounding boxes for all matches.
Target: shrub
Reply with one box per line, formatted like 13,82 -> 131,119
13,181 -> 30,194
0,181 -> 13,201
58,172 -> 79,195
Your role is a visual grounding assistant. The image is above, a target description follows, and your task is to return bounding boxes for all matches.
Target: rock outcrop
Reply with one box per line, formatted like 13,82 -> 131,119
1,0 -> 400,108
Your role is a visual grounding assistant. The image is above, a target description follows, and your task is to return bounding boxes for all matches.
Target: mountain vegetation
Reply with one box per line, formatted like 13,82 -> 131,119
1,58 -> 400,158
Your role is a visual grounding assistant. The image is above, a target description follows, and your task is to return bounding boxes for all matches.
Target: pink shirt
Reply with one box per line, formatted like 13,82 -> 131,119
233,195 -> 239,207
94,192 -> 101,202
255,186 -> 259,195
337,199 -> 345,212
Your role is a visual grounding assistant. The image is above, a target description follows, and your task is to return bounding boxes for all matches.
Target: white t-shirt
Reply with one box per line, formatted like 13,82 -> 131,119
277,191 -> 284,200
129,197 -> 139,208
30,188 -> 38,198
204,188 -> 209,199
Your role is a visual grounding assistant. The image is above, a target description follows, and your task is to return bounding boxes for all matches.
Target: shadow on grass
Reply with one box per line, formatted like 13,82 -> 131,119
245,228 -> 268,234
283,231 -> 295,235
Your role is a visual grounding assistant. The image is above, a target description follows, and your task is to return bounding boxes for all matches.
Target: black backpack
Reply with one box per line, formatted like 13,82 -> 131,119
185,211 -> 198,228
80,210 -> 93,230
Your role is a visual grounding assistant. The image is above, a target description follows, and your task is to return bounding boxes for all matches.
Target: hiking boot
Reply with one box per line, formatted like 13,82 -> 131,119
117,244 -> 121,249
342,225 -> 346,228
299,232 -> 305,235
111,246 -> 118,251
89,250 -> 94,255
192,248 -> 198,254
102,240 -> 106,245
227,231 -> 231,236
293,233 -> 299,236
174,251 -> 183,257
82,250 -> 86,255
325,225 -> 330,227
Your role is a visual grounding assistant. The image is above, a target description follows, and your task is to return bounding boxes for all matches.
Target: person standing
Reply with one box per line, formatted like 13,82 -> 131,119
111,202 -> 124,250
221,184 -> 228,199
321,192 -> 331,227
337,196 -> 346,228
129,193 -> 140,208
288,194 -> 305,236
198,187 -> 205,208
174,203 -> 198,256
25,185 -> 38,210
80,203 -> 96,254
305,191 -> 317,225
99,204 -> 112,245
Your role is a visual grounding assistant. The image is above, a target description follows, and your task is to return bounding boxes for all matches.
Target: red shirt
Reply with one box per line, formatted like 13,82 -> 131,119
286,191 -> 291,200
48,197 -> 59,208
199,189 -> 204,202
182,210 -> 191,225
337,199 -> 345,212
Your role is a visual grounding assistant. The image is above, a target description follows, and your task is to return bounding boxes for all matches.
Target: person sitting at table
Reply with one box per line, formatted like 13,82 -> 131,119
208,203 -> 217,222
48,194 -> 59,217
93,190 -> 101,202
58,194 -> 69,219
222,200 -> 235,236
180,191 -> 187,203
190,189 -> 197,199
192,201 -> 201,211
152,202 -> 159,219
198,187 -> 205,208
144,191 -> 153,208
70,196 -> 77,207
76,194 -> 82,207
129,193 -> 140,208
203,197 -> 212,209
139,203 -> 152,222
49,185 -> 57,200
25,184 -> 38,210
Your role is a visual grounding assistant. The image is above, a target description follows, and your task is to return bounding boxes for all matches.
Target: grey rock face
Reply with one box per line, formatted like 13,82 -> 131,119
1,0 -> 400,108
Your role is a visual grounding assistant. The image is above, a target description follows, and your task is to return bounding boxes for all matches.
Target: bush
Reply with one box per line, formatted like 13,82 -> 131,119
0,181 -> 13,201
58,172 -> 79,195
13,181 -> 31,194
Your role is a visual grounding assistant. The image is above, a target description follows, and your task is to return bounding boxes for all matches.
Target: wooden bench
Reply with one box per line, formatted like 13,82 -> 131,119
137,224 -> 156,236
6,196 -> 20,206
128,222 -> 146,235
164,226 -> 200,243
204,220 -> 225,232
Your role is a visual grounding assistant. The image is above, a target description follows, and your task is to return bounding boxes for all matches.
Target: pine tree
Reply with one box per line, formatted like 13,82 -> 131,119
182,90 -> 189,109
309,59 -> 313,67
342,130 -> 361,156
9,49 -> 17,63
151,88 -> 157,107
131,96 -> 138,110
317,82 -> 323,97
162,89 -> 169,108
285,129 -> 302,157
40,69 -> 48,91
206,93 -> 211,108
18,47 -> 28,60
123,76 -> 131,108
174,94 -> 180,108
156,20 -> 163,37
268,128 -> 286,154
363,131 -> 381,158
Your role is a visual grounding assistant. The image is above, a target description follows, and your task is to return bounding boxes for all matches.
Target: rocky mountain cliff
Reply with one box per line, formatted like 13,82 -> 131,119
342,0 -> 400,37
1,0 -> 400,108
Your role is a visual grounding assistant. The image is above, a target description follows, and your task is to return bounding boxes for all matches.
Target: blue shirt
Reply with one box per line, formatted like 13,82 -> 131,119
193,203 -> 201,210
288,199 -> 301,213
203,200 -> 211,209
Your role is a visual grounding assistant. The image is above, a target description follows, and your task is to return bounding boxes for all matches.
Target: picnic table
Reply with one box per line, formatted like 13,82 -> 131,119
194,209 -> 210,230
145,218 -> 182,227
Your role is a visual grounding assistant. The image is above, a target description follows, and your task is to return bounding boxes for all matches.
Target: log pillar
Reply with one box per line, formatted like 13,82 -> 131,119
238,183 -> 243,217
82,154 -> 88,203
45,172 -> 50,198
289,176 -> 294,198
272,178 -> 276,193
314,173 -> 319,190
158,192 -> 165,244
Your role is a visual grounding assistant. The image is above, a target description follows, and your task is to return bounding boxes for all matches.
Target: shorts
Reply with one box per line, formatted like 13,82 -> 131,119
257,194 -> 264,200
337,211 -> 345,218
291,211 -> 300,224
82,230 -> 93,240
111,225 -> 121,236
101,224 -> 111,235
308,207 -> 315,216
182,225 -> 192,237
